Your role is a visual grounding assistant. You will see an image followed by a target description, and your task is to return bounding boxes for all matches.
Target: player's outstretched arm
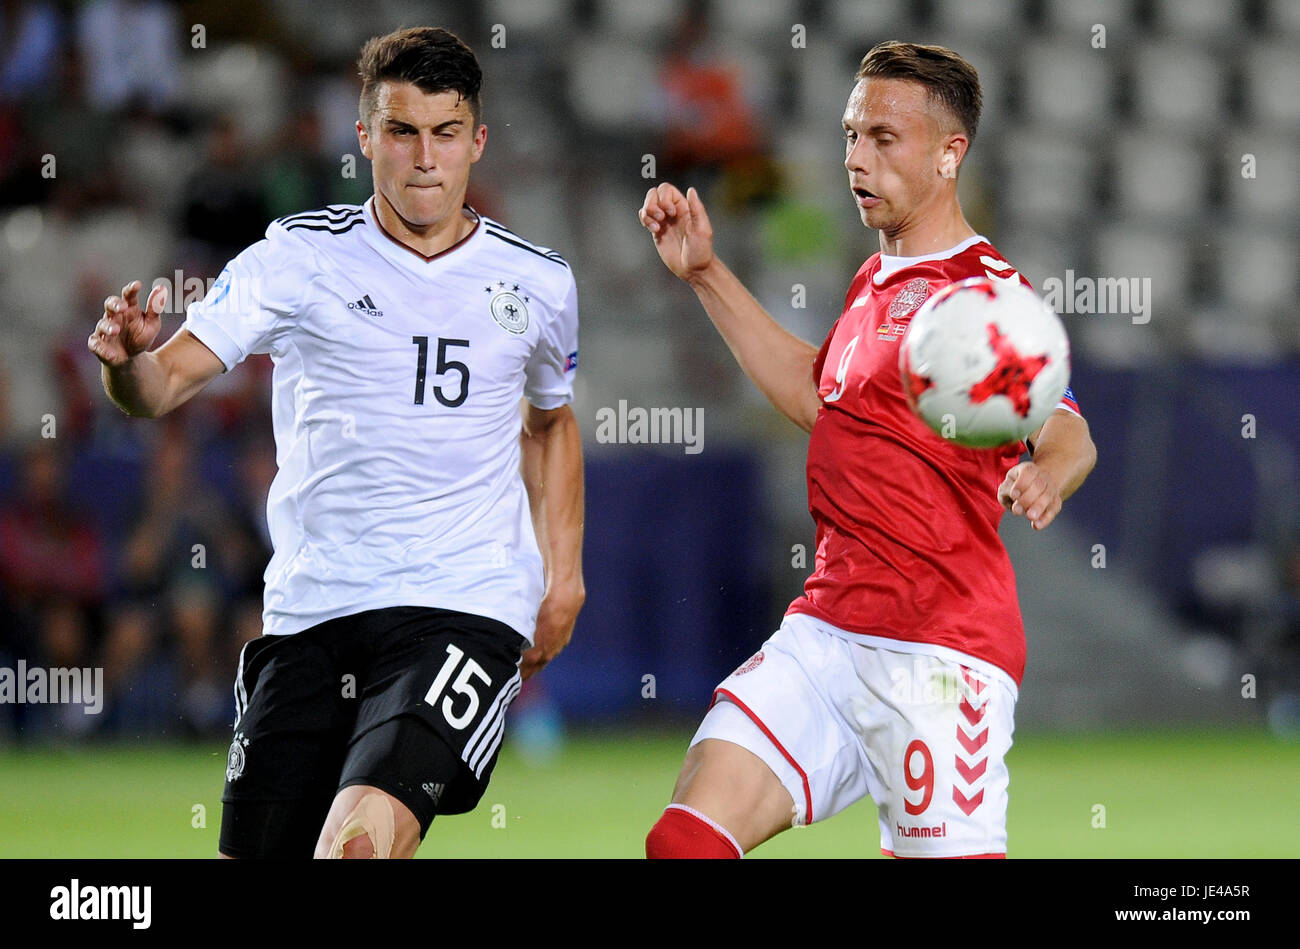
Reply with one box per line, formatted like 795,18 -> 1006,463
638,183 -> 822,433
519,401 -> 586,680
89,280 -> 225,418
999,410 -> 1097,531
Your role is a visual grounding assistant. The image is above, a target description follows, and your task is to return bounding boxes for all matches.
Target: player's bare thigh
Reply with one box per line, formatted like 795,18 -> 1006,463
312,784 -> 423,859
671,738 -> 797,852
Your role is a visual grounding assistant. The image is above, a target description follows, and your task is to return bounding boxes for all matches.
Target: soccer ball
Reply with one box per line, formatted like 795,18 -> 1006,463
899,276 -> 1070,448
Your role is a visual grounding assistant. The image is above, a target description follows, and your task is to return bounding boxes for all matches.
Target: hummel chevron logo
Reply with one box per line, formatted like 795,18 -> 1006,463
953,664 -> 990,816
955,756 -> 987,784
953,787 -> 985,816
960,696 -> 986,727
956,723 -> 988,755
347,294 -> 383,317
961,669 -> 987,695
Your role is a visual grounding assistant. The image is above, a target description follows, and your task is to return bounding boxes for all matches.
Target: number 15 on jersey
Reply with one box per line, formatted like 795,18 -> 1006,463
411,336 -> 470,407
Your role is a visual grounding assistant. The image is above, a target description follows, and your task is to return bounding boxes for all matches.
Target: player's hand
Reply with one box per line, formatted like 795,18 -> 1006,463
89,280 -> 167,368
520,584 -> 584,681
998,461 -> 1062,531
638,183 -> 715,281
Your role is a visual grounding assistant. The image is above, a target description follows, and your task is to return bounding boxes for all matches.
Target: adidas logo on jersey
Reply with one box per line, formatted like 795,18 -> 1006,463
347,294 -> 384,317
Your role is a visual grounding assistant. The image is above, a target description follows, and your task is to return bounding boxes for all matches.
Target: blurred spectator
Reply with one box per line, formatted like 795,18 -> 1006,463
655,4 -> 777,209
90,422 -> 268,733
261,105 -> 343,219
180,114 -> 269,268
117,423 -> 262,604
0,0 -> 62,102
75,0 -> 180,114
16,46 -> 119,211
0,439 -> 105,614
0,440 -> 105,724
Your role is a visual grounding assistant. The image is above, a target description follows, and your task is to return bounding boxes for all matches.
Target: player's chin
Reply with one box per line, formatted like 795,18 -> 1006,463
860,206 -> 893,229
398,200 -> 450,227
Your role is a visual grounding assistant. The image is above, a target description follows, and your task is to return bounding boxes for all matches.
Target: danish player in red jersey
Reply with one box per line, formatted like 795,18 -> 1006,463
638,41 -> 1096,858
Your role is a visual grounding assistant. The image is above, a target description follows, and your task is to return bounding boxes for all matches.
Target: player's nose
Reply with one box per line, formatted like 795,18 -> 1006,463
844,138 -> 869,173
415,133 -> 438,170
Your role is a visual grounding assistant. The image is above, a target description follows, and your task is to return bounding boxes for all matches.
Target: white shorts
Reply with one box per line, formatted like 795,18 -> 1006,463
691,612 -> 1018,857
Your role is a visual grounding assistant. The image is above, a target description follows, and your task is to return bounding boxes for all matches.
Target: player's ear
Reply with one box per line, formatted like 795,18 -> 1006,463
470,123 -> 487,163
357,120 -> 372,160
939,132 -> 967,180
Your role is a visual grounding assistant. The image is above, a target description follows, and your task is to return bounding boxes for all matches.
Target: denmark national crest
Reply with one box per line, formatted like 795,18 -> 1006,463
733,651 -> 765,676
490,289 -> 529,334
888,277 -> 931,320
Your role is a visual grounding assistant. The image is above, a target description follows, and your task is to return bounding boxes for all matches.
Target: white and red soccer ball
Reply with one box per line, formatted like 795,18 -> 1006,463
899,276 -> 1070,448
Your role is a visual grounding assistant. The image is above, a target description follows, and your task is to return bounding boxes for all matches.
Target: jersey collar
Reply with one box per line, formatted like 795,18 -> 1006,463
361,196 -> 484,273
872,234 -> 988,286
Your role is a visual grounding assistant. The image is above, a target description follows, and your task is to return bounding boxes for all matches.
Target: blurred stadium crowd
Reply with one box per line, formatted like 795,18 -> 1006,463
0,0 -> 1297,738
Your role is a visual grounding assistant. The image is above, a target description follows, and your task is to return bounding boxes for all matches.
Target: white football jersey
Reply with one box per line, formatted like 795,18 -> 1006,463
181,198 -> 579,643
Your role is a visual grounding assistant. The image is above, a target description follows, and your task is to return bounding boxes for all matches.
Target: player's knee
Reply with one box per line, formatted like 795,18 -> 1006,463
338,833 -> 376,859
319,791 -> 397,859
645,805 -> 742,859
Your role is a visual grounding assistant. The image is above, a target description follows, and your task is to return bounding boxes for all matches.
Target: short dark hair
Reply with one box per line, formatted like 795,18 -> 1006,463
855,41 -> 982,144
357,27 -> 483,128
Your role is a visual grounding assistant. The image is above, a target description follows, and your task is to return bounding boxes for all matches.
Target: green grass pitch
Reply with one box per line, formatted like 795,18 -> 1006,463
0,727 -> 1295,857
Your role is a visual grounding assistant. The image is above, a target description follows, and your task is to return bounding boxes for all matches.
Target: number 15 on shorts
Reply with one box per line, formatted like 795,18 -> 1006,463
424,643 -> 492,731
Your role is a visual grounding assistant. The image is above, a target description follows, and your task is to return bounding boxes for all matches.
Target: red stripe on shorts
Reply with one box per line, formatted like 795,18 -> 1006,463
713,687 -> 814,824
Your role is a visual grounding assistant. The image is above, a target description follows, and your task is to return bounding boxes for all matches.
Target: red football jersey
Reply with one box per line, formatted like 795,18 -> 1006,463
785,236 -> 1079,685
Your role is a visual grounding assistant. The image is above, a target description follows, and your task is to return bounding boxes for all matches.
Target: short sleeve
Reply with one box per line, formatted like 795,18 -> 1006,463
523,269 -> 579,410
181,222 -> 304,371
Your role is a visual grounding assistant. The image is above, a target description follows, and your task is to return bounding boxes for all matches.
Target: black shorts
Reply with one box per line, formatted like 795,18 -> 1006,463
218,606 -> 527,858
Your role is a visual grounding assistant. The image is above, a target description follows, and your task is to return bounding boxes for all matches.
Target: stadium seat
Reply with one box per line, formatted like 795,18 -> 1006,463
793,40 -> 857,121
1150,0 -> 1247,40
930,0 -> 1031,40
1186,304 -> 1283,362
0,210 -> 66,325
990,227 -> 1078,296
711,0 -> 798,40
1214,226 -> 1297,317
1129,42 -> 1226,129
1221,132 -> 1299,228
995,127 -> 1096,223
1091,221 -> 1193,319
482,0 -> 573,36
269,0 -> 377,61
1241,42 -> 1300,129
566,35 -> 659,132
822,0 -> 915,36
493,174 -> 578,271
600,0 -> 686,36
1018,39 -> 1118,129
179,42 -> 288,145
1110,129 -> 1209,223
771,118 -> 851,204
1040,0 -> 1137,33
1262,0 -> 1300,36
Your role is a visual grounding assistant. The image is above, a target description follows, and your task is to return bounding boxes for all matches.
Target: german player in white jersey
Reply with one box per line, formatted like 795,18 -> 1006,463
87,27 -> 585,859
